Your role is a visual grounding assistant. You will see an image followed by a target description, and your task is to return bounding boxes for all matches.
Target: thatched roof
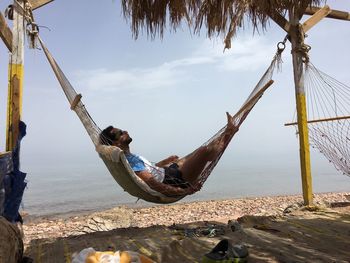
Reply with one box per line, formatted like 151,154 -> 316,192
121,0 -> 325,48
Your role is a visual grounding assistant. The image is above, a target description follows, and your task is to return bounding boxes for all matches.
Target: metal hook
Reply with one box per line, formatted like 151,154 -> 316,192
277,41 -> 286,52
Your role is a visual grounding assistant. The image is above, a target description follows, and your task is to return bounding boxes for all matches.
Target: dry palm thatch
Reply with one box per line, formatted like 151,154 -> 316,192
121,0 -> 325,49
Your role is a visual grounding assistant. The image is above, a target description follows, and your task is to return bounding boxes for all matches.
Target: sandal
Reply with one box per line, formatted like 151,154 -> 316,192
202,239 -> 248,263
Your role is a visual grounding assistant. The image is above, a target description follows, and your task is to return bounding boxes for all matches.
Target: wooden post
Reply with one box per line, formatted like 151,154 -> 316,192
2,0 -> 54,152
289,7 -> 313,206
6,1 -> 25,151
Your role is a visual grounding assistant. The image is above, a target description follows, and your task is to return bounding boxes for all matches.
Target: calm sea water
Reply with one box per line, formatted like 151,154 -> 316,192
21,153 -> 350,217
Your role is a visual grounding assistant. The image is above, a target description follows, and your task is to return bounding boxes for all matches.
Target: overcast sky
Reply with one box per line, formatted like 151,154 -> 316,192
1,1 -> 350,198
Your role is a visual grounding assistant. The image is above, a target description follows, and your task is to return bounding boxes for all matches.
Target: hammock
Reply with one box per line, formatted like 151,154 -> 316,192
304,63 -> 350,176
287,62 -> 350,176
38,37 -> 280,203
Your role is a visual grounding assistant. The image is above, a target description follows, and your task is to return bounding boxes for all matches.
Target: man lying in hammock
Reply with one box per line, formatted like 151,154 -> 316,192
100,112 -> 236,197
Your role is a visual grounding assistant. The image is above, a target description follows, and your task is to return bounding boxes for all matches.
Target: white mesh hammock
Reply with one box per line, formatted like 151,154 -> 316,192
288,62 -> 350,177
38,37 -> 279,204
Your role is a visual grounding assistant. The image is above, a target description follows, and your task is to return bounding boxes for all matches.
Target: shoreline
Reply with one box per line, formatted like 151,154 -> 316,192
22,191 -> 350,246
22,190 -> 349,222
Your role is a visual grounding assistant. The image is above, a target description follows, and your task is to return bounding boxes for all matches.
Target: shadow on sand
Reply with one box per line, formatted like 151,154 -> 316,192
25,205 -> 350,262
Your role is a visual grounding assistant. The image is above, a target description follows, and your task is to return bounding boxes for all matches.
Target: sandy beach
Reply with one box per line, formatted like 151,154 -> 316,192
21,191 -> 350,262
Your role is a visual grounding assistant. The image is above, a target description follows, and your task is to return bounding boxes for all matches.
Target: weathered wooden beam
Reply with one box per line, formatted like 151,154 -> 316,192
305,6 -> 350,21
0,12 -> 13,52
28,0 -> 54,10
269,10 -> 291,34
303,5 -> 331,32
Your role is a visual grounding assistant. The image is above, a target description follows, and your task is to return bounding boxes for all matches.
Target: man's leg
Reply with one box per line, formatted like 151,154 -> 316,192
178,145 -> 219,184
177,112 -> 237,185
178,126 -> 236,185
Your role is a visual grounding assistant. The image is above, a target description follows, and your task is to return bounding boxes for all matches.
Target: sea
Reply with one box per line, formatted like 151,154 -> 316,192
20,153 -> 350,218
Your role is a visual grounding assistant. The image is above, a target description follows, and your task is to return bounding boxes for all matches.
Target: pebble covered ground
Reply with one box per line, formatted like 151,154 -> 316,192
22,192 -> 350,247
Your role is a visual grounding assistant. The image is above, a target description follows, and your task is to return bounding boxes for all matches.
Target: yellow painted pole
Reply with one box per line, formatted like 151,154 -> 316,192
289,7 -> 313,206
6,1 -> 24,151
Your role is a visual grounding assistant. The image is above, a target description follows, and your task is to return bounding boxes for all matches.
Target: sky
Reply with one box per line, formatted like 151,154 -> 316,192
1,1 -> 350,208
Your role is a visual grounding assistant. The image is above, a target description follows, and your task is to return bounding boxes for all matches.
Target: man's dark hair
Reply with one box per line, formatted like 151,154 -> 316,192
100,126 -> 115,145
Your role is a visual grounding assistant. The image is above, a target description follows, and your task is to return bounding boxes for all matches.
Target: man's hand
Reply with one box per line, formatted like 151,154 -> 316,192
170,186 -> 197,197
167,155 -> 179,162
156,155 -> 179,167
138,171 -> 188,197
184,184 -> 201,195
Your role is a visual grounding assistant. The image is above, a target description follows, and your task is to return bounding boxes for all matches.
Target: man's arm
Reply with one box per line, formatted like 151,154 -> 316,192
155,155 -> 179,168
136,170 -> 189,196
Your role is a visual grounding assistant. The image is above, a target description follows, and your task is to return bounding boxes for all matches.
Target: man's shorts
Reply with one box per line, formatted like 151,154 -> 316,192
163,163 -> 190,189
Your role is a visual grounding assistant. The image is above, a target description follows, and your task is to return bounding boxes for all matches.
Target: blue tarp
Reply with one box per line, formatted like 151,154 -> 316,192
0,152 -> 13,215
2,121 -> 27,223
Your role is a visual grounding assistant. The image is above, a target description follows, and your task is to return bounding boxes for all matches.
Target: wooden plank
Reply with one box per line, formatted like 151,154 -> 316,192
305,6 -> 350,21
28,0 -> 54,10
284,115 -> 350,126
303,5 -> 331,32
269,11 -> 291,34
0,12 -> 13,52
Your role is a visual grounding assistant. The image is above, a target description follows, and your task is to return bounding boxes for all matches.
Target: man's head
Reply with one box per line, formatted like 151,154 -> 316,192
100,126 -> 132,147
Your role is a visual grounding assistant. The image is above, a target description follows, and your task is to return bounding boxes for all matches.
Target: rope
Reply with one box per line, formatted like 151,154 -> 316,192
290,24 -> 311,63
9,0 -> 42,49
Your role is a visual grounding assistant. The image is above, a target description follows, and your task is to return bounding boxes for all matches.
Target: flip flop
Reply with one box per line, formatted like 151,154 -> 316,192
202,239 -> 248,263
